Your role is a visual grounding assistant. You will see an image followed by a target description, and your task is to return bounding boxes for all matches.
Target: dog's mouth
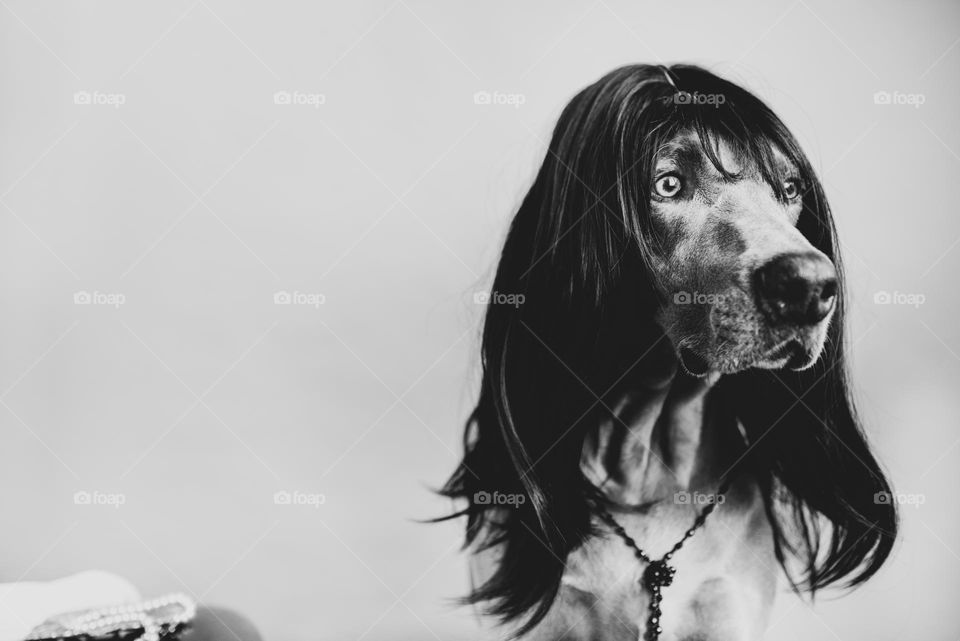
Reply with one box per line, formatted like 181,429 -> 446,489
678,346 -> 712,378
679,337 -> 814,376
668,288 -> 833,376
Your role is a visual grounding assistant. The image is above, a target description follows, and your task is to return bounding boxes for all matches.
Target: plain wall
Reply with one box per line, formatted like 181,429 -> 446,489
1,1 -> 958,639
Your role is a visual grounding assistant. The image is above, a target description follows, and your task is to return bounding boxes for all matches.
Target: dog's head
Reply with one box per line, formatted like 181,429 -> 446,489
650,130 -> 837,376
476,64 -> 845,383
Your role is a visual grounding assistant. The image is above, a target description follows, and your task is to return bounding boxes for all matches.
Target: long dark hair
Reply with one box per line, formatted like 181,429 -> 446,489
439,64 -> 897,635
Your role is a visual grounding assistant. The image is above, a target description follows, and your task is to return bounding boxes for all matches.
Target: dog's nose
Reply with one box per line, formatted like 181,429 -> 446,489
754,252 -> 838,326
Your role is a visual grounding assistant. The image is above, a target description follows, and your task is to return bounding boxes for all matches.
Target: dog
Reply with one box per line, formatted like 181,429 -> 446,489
439,64 -> 897,640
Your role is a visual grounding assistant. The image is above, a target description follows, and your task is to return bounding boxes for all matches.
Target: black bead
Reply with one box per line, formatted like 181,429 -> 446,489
643,560 -> 676,590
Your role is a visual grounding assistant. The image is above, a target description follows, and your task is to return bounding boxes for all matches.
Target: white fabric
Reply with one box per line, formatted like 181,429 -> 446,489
0,571 -> 140,641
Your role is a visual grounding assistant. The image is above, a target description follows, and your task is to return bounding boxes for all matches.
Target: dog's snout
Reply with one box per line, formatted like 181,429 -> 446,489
754,252 -> 837,326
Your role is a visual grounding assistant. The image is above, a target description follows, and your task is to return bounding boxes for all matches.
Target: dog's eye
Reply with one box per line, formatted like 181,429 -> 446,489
783,178 -> 801,201
654,174 -> 683,199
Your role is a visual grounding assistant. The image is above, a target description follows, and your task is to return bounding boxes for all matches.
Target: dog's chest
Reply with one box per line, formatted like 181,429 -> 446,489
541,494 -> 777,641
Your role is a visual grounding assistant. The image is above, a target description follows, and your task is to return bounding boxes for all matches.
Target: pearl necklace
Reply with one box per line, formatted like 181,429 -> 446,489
24,593 -> 196,641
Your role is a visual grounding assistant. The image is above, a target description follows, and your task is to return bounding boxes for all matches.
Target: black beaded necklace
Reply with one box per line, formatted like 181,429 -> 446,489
595,478 -> 732,641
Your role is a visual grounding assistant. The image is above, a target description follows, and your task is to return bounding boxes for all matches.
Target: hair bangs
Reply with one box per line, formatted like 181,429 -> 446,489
661,92 -> 811,200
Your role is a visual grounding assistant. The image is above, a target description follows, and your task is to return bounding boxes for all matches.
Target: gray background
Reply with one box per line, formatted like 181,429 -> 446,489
1,1 -> 958,639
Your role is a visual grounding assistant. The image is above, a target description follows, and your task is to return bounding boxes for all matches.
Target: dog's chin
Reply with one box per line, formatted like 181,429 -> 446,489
681,337 -> 826,376
749,339 -> 820,371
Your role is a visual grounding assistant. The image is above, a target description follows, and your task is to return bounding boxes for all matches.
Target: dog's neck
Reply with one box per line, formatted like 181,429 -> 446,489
581,365 -> 737,507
